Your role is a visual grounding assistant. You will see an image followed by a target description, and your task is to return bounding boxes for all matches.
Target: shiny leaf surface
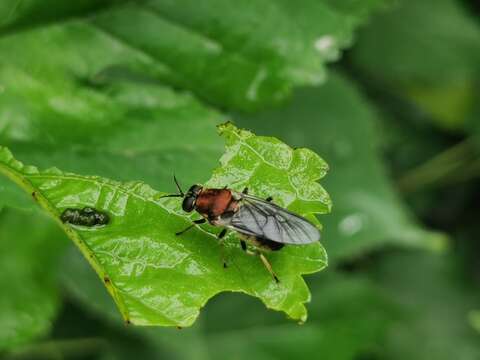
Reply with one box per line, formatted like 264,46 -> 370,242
352,0 -> 480,130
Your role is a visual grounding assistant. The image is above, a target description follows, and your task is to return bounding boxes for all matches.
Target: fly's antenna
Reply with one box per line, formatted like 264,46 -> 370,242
158,175 -> 185,199
173,175 -> 184,196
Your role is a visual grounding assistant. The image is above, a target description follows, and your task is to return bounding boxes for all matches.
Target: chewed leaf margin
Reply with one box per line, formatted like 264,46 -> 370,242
209,121 -> 332,225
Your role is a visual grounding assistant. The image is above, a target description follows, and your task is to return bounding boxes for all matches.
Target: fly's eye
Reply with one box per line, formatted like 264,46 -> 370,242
182,196 -> 196,212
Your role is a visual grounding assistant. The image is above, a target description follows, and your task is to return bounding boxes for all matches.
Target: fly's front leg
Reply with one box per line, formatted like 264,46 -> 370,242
240,240 -> 279,283
175,218 -> 206,236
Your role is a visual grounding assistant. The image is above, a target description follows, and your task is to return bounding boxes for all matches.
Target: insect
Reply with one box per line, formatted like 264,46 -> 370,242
161,177 -> 320,282
61,207 -> 110,227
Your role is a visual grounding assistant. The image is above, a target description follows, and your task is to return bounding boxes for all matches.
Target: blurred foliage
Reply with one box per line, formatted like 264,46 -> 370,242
352,0 -> 480,131
1,0 -> 480,359
0,208 -> 65,352
0,0 -> 388,112
370,251 -> 480,360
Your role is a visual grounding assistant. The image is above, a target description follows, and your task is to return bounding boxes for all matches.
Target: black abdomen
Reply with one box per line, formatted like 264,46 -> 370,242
244,235 -> 284,251
258,237 -> 284,251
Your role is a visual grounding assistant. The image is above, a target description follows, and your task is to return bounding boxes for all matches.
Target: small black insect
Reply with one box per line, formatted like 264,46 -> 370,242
161,177 -> 320,282
61,207 -> 110,227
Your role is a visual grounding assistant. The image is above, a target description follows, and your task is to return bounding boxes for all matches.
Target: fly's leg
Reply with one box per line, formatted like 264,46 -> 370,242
259,252 -> 280,283
239,240 -> 279,283
240,240 -> 255,255
175,218 -> 206,236
240,240 -> 248,252
218,229 -> 227,239
242,187 -> 273,203
218,229 -> 228,268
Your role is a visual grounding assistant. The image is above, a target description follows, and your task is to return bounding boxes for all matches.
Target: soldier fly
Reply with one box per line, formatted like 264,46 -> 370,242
161,177 -> 320,283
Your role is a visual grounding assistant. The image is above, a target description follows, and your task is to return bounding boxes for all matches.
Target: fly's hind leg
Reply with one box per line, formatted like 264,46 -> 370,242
259,252 -> 279,283
239,240 -> 279,283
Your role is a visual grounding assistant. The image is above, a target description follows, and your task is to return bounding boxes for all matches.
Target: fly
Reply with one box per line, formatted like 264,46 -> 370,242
161,176 -> 321,283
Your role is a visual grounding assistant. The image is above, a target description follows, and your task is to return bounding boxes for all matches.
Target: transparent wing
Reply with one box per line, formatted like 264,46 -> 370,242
227,193 -> 321,244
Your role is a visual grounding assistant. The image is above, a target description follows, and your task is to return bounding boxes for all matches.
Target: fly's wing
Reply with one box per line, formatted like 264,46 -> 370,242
227,193 -> 320,244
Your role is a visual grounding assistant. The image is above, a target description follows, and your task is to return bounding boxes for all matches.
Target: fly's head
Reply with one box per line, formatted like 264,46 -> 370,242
160,176 -> 204,213
182,184 -> 203,212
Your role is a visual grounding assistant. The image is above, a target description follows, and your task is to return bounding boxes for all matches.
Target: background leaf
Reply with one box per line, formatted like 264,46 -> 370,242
370,251 -> 480,360
351,0 -> 480,131
0,0 -> 391,113
0,208 -> 65,351
0,0 -> 123,31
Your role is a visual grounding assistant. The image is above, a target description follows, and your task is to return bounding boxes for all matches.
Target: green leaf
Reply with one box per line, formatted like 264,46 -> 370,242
0,208 -> 65,351
236,72 -> 447,261
0,123 -> 330,327
0,0 -> 389,112
351,0 -> 480,130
